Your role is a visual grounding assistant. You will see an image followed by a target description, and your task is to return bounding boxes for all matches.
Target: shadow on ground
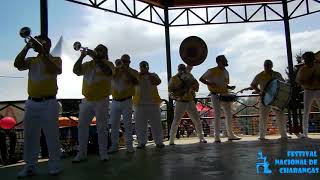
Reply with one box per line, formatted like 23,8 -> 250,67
1,136 -> 320,180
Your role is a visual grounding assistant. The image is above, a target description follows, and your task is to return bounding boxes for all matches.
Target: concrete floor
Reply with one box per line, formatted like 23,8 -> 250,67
1,135 -> 320,180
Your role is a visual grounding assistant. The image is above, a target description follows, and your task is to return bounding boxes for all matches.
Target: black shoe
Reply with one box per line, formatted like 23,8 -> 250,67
156,144 -> 165,148
136,144 -> 146,149
228,136 -> 242,141
258,137 -> 269,141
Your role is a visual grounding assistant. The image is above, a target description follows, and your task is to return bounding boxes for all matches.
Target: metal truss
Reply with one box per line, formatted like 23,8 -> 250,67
169,0 -> 320,26
65,0 -> 165,26
66,0 -> 320,26
168,2 -> 284,26
288,0 -> 320,19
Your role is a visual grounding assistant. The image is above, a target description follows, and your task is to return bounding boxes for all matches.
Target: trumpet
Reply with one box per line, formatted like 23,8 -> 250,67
19,27 -> 43,50
73,41 -> 95,56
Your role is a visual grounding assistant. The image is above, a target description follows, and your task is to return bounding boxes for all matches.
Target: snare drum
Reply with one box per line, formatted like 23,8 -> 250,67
262,79 -> 291,110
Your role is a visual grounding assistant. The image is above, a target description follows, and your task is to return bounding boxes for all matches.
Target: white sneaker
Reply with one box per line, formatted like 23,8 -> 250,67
17,166 -> 36,178
169,138 -> 175,145
228,135 -> 241,141
72,154 -> 87,163
298,134 -> 310,139
200,139 -> 207,143
126,146 -> 135,153
214,137 -> 221,143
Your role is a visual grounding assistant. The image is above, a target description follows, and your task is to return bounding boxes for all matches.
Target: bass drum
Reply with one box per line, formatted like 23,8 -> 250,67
262,79 -> 291,111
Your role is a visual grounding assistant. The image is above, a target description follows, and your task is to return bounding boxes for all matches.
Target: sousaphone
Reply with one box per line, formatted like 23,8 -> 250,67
179,36 -> 208,66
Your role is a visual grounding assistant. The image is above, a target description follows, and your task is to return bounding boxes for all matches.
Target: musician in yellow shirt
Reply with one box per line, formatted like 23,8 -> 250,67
200,55 -> 241,143
133,61 -> 164,149
14,35 -> 62,178
251,60 -> 289,140
168,64 -> 207,145
296,52 -> 320,138
72,44 -> 114,163
109,54 -> 139,153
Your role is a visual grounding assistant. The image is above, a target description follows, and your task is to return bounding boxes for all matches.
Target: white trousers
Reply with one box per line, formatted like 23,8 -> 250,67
210,94 -> 236,139
169,101 -> 204,141
77,98 -> 109,157
23,99 -> 60,169
110,99 -> 133,148
135,104 -> 163,145
258,102 -> 287,138
302,90 -> 320,136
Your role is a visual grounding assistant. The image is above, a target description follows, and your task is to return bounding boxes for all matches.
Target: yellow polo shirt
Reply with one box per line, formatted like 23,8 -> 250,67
201,67 -> 229,94
251,70 -> 284,91
296,64 -> 320,89
81,60 -> 115,101
27,55 -> 61,97
133,73 -> 161,105
168,73 -> 199,101
111,68 -> 139,99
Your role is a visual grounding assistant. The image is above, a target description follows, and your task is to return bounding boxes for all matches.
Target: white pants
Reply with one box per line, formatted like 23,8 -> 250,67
77,98 -> 109,157
302,90 -> 320,136
23,99 -> 60,170
135,104 -> 163,145
110,99 -> 133,149
210,94 -> 236,139
169,101 -> 204,141
258,102 -> 287,138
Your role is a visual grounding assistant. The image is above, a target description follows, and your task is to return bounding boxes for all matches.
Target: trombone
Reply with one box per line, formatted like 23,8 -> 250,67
19,27 -> 44,50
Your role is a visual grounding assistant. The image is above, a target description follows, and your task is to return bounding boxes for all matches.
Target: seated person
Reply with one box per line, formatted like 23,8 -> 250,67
0,114 -> 17,165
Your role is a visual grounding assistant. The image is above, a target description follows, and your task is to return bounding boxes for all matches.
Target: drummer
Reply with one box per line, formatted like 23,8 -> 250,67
250,59 -> 289,140
200,55 -> 241,143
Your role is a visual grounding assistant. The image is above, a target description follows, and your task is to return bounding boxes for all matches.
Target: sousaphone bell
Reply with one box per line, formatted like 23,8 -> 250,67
179,36 -> 208,66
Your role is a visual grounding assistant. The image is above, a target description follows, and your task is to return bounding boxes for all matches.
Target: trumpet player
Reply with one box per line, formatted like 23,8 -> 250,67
251,60 -> 289,140
133,61 -> 164,149
200,55 -> 241,143
168,64 -> 207,145
72,44 -> 114,163
296,52 -> 320,139
109,54 -> 139,153
14,33 -> 62,178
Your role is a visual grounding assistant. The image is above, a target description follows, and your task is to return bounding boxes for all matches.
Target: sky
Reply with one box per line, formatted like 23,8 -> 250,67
0,0 -> 320,101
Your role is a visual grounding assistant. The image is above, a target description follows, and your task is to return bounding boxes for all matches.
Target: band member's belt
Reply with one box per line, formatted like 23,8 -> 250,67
113,96 -> 132,102
28,96 -> 56,102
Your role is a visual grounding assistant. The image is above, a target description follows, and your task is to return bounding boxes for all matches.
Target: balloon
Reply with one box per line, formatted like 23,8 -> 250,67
0,116 -> 17,130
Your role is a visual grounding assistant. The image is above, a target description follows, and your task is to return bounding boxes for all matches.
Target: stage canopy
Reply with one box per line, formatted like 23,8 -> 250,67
139,0 -> 281,7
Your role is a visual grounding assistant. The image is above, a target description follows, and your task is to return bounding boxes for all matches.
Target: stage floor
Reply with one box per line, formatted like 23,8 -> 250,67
1,135 -> 320,180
